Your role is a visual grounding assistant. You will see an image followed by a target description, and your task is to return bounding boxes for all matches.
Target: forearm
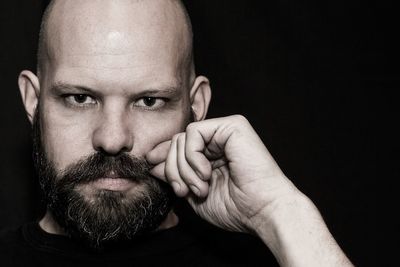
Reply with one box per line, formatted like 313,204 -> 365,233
252,192 -> 353,267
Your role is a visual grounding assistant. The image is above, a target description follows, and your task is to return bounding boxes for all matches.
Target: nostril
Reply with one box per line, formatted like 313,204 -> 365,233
91,113 -> 134,155
97,145 -> 131,157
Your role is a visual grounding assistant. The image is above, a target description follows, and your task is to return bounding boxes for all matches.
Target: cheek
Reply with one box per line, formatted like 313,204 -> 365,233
41,106 -> 94,171
131,111 -> 189,156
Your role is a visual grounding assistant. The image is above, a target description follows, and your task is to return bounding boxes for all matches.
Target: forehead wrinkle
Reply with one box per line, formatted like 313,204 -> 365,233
60,57 -> 165,70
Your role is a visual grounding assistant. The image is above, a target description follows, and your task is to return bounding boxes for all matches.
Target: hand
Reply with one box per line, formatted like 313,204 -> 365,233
146,115 -> 299,233
147,115 -> 353,266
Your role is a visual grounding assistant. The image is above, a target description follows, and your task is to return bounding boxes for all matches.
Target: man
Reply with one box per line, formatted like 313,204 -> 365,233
0,0 -> 353,266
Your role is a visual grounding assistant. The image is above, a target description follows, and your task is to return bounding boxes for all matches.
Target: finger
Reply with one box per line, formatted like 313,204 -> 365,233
176,133 -> 209,198
211,157 -> 228,169
185,116 -> 251,179
146,140 -> 172,165
185,122 -> 222,180
149,162 -> 166,182
165,134 -> 190,197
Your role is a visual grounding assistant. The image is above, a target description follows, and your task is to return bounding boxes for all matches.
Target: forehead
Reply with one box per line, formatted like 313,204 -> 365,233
42,0 -> 190,87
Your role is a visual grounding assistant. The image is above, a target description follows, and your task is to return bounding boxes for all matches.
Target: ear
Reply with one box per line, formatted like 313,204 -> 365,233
189,75 -> 212,121
18,70 -> 40,125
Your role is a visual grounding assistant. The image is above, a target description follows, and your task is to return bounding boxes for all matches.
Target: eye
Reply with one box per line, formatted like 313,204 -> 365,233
134,97 -> 166,109
64,94 -> 97,106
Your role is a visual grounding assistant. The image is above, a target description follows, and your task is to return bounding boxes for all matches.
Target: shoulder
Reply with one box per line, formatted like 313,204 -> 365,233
0,225 -> 23,246
0,224 -> 25,261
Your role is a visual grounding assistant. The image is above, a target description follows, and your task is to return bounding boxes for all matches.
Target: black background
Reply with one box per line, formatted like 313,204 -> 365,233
0,0 -> 391,266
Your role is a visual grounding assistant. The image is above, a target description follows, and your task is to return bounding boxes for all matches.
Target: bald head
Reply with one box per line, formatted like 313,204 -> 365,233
37,0 -> 194,82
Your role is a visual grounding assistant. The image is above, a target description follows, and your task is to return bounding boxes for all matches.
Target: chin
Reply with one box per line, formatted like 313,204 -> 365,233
47,178 -> 175,249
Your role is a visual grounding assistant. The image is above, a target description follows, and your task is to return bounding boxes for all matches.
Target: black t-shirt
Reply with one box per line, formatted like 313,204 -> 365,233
0,217 -> 278,266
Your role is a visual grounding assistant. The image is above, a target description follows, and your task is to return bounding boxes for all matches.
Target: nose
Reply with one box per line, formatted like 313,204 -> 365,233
92,107 -> 133,155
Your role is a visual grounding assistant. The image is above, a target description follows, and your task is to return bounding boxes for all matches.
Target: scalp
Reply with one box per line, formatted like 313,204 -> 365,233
37,0 -> 194,80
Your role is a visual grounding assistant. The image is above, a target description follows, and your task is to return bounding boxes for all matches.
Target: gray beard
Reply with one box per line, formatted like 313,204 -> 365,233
32,108 -> 175,250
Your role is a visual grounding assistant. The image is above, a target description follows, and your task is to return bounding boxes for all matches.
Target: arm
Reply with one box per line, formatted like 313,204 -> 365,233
252,192 -> 352,266
147,115 -> 353,267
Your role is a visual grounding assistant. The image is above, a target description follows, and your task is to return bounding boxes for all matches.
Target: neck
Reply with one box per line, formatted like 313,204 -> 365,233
39,209 -> 180,236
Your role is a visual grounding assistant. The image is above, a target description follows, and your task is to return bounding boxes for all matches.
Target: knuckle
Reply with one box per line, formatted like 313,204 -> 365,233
185,122 -> 196,134
231,114 -> 249,124
177,133 -> 186,143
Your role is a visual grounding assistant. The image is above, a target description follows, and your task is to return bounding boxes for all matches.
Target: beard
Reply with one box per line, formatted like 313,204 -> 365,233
32,109 -> 175,250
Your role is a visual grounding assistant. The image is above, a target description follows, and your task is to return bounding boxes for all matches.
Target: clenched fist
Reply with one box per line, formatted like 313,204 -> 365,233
147,115 -> 298,233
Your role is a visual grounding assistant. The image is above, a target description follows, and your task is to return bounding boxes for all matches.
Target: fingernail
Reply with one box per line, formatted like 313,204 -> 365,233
171,182 -> 181,193
190,185 -> 201,196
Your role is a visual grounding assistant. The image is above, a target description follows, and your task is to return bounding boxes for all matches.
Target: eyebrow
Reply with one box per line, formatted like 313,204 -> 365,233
50,82 -> 182,98
51,82 -> 94,94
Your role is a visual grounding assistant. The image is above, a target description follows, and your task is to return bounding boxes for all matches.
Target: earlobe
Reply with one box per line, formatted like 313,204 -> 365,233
18,70 -> 40,124
190,76 -> 212,121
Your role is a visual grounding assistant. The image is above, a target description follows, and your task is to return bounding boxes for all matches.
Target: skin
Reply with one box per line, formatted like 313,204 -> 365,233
19,0 -> 210,232
18,0 -> 353,266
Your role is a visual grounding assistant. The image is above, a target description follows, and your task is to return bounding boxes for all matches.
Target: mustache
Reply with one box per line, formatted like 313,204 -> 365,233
57,152 -> 152,186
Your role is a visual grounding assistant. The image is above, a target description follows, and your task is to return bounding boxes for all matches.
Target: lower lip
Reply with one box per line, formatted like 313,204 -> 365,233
90,178 -> 135,191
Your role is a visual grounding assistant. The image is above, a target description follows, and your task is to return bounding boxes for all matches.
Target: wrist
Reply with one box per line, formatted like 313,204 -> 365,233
250,190 -> 313,248
251,192 -> 352,267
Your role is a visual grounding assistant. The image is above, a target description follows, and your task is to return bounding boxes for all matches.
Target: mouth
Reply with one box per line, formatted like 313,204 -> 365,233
89,177 -> 137,192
